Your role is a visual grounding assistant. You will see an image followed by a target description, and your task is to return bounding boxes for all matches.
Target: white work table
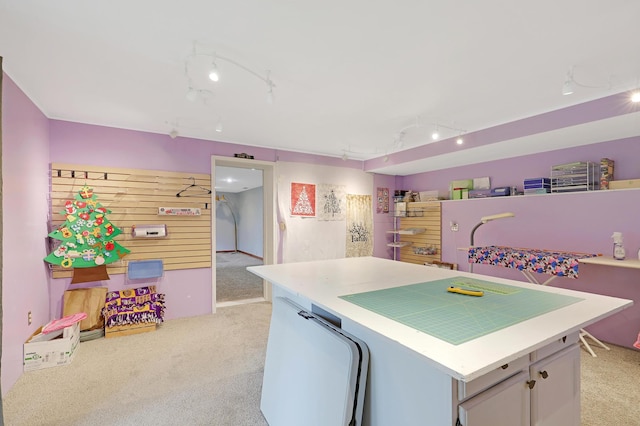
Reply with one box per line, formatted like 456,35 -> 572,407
249,257 -> 632,426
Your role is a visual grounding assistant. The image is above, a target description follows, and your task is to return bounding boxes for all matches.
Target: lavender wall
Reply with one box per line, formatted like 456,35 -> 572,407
47,121 -> 368,324
401,137 -> 640,349
2,75 -> 51,394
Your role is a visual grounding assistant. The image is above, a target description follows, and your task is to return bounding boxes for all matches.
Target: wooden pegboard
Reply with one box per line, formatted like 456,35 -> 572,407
49,163 -> 212,278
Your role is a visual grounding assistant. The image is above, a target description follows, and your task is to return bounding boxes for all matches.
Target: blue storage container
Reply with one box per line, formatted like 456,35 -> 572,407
127,260 -> 164,279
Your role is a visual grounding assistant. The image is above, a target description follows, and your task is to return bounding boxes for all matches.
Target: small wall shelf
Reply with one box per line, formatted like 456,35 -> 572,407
387,241 -> 413,248
387,228 -> 426,235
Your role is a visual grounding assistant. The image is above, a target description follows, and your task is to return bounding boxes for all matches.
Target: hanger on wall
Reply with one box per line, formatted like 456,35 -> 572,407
176,177 -> 212,197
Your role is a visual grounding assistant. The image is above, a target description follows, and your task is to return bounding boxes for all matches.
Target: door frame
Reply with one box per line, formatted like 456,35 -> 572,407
211,156 -> 276,313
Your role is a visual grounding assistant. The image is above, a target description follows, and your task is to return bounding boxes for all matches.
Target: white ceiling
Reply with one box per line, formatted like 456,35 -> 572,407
215,166 -> 263,193
2,1 -> 640,176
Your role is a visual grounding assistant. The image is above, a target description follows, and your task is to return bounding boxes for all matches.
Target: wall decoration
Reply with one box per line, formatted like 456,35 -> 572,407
44,185 -> 130,284
318,184 -> 346,221
50,164 -> 212,279
376,187 -> 389,213
158,207 -> 202,216
346,194 -> 373,257
291,182 -> 316,217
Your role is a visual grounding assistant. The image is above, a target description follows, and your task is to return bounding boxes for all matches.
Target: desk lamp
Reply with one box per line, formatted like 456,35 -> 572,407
469,212 -> 515,272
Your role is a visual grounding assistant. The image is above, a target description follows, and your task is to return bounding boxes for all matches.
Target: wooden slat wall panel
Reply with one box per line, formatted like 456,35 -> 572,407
399,202 -> 442,265
49,163 -> 212,278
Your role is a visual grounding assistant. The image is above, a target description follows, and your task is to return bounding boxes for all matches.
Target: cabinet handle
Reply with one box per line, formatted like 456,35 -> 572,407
501,364 -> 509,370
539,370 -> 549,379
527,380 -> 536,389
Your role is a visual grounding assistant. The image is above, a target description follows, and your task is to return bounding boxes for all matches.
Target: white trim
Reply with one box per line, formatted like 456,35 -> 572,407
211,156 -> 276,313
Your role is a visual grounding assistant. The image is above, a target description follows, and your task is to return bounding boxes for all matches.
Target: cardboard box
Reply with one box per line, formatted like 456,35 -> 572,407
24,322 -> 80,371
105,322 -> 157,338
600,158 -> 614,189
609,179 -> 640,190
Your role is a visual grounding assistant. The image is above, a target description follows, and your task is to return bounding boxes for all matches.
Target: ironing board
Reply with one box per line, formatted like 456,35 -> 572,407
467,246 -> 608,357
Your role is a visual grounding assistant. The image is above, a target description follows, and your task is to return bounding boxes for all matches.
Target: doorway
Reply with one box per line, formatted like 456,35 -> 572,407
211,156 -> 275,313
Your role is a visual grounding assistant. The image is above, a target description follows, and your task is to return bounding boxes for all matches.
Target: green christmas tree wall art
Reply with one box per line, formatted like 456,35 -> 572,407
44,185 -> 130,283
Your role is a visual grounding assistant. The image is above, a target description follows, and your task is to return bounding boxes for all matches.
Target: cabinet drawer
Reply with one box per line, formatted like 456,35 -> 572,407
458,370 -> 530,426
458,355 -> 528,401
530,331 -> 579,362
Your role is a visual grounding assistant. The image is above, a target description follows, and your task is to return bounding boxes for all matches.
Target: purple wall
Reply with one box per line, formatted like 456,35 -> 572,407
47,121 -> 366,324
2,75 -> 51,394
400,137 -> 640,349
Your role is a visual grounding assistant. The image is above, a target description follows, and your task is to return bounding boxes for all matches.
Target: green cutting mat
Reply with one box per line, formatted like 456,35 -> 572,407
339,276 -> 583,345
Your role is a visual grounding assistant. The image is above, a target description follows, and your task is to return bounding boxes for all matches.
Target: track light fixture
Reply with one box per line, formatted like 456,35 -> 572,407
431,126 -> 440,141
392,117 -> 465,150
562,66 -> 612,96
208,58 -> 220,82
562,69 -> 575,96
185,42 -> 276,104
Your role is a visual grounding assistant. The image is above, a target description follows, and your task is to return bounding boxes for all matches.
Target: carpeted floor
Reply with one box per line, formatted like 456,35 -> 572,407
3,301 -> 639,425
216,252 -> 264,303
3,302 -> 271,426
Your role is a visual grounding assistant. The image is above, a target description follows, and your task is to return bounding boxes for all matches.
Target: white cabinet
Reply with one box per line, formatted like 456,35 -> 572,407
458,371 -> 530,426
530,345 -> 580,426
456,343 -> 580,426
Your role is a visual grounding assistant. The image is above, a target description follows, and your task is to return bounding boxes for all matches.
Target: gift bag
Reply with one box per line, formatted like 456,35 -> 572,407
63,287 -> 108,331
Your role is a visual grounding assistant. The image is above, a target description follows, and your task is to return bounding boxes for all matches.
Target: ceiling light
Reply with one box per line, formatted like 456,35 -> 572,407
431,128 -> 440,140
169,129 -> 178,139
562,69 -> 575,95
208,59 -> 220,82
215,120 -> 223,133
631,90 -> 640,103
456,136 -> 464,145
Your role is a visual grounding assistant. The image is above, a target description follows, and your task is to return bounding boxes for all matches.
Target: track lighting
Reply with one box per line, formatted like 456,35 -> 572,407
185,42 -> 276,105
562,69 -> 575,95
562,66 -> 613,96
392,118 -> 465,150
266,72 -> 275,104
208,60 -> 219,82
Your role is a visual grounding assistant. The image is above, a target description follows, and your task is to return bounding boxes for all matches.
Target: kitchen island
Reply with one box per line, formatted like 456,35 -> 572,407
249,257 -> 632,426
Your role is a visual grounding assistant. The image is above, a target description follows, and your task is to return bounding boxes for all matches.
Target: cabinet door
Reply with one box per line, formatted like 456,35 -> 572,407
458,371 -> 530,426
530,344 -> 580,426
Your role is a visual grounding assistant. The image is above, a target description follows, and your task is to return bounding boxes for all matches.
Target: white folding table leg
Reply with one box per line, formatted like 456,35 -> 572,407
521,271 -> 609,358
579,329 -> 610,358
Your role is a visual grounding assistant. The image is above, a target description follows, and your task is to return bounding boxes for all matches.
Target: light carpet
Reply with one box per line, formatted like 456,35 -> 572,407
3,301 -> 639,425
216,252 -> 263,303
